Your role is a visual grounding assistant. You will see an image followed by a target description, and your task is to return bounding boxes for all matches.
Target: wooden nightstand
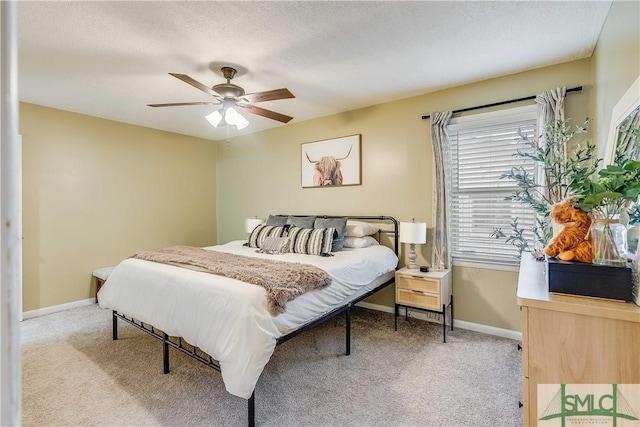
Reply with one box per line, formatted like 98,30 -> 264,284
394,267 -> 453,342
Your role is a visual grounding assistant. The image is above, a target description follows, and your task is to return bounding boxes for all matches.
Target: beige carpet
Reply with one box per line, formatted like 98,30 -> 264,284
22,304 -> 523,426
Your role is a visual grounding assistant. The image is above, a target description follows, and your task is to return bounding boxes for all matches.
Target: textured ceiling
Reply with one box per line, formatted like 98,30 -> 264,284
17,1 -> 612,141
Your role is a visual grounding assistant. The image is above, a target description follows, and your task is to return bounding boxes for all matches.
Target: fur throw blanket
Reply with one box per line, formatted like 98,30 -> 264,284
132,245 -> 332,315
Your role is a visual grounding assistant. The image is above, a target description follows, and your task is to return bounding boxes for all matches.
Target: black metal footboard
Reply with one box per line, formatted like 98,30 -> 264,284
111,301 -> 352,427
112,311 -> 258,424
111,274 -> 395,426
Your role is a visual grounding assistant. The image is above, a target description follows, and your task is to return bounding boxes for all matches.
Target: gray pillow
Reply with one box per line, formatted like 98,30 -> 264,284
257,236 -> 289,254
286,215 -> 316,229
315,217 -> 348,252
266,215 -> 288,226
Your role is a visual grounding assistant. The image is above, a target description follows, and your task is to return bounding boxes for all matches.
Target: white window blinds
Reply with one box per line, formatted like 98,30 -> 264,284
447,105 -> 538,266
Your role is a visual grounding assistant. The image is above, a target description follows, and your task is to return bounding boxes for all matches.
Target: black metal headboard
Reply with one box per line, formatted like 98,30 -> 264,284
284,215 -> 399,258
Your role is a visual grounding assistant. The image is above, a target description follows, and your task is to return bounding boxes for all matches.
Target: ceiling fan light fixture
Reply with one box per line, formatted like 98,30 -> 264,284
224,106 -> 240,124
224,106 -> 250,130
152,67 -> 293,129
235,113 -> 249,130
205,110 -> 223,127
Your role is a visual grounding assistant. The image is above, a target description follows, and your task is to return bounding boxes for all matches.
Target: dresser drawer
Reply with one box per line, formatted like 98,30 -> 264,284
396,275 -> 440,294
397,289 -> 440,310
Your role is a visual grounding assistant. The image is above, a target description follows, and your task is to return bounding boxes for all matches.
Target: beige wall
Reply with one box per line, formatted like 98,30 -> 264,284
23,1 -> 637,329
592,0 -> 640,157
216,59 -> 593,332
21,103 -> 217,312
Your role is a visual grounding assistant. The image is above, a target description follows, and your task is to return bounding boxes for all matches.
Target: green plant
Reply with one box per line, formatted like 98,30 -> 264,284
572,158 -> 640,216
490,217 -> 533,253
571,157 -> 640,265
491,119 -> 599,254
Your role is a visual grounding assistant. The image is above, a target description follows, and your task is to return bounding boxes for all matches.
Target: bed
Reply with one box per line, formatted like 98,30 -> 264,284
97,215 -> 399,426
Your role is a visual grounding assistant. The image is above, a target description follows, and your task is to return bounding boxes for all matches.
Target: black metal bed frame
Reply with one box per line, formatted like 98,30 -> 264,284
110,215 -> 399,427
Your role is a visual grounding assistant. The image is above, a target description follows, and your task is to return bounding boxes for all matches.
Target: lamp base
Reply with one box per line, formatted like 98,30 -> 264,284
407,243 -> 419,269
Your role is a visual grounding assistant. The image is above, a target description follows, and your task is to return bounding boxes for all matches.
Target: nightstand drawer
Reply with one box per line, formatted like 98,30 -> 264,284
397,289 -> 440,310
396,275 -> 440,294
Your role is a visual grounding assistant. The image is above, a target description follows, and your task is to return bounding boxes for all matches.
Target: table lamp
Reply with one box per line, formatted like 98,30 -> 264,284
400,220 -> 427,269
245,218 -> 263,234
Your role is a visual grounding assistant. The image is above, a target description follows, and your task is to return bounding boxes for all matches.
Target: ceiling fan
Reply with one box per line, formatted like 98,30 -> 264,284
148,66 -> 295,130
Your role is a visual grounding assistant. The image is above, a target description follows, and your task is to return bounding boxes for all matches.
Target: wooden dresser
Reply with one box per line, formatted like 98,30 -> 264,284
517,256 -> 640,426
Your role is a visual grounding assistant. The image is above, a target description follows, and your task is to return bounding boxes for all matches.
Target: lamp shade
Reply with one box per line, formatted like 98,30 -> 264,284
235,113 -> 249,130
207,107 -> 249,130
225,106 -> 241,124
245,218 -> 263,234
205,110 -> 223,127
399,222 -> 427,244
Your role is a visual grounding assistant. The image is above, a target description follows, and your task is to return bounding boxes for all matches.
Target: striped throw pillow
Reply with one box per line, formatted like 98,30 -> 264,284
248,225 -> 287,248
287,226 -> 335,256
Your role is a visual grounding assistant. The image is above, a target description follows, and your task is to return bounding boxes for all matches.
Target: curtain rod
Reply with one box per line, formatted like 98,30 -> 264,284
421,86 -> 583,120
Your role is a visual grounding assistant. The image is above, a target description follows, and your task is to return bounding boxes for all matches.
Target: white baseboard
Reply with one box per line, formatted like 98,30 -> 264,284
22,297 -> 96,320
356,301 -> 522,341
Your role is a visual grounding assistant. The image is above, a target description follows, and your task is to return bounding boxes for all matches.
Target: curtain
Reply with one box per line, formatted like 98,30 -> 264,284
535,87 -> 566,125
430,111 -> 453,269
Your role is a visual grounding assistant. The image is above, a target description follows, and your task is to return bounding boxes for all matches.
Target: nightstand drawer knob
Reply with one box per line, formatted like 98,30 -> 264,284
411,289 -> 424,294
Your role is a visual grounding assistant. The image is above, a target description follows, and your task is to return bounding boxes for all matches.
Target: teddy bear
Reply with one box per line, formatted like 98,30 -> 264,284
544,198 -> 594,263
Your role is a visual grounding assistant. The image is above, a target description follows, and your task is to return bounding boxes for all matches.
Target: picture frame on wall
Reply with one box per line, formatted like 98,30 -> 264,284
301,134 -> 361,188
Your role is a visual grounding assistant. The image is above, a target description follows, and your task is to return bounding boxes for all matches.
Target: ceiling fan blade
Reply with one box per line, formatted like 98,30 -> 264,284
244,105 -> 293,123
147,101 -> 220,107
169,73 -> 221,99
242,88 -> 295,104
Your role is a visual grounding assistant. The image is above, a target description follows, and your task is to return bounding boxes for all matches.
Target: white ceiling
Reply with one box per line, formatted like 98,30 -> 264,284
17,1 -> 612,141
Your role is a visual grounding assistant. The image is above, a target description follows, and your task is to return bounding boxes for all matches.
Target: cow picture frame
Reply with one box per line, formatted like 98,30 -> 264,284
301,134 -> 362,188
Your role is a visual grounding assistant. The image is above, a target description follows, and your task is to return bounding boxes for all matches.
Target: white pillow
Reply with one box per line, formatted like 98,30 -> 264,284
343,236 -> 379,249
345,220 -> 379,237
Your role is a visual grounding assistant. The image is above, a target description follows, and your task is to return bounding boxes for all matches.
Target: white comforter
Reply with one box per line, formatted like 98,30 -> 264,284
98,240 -> 398,399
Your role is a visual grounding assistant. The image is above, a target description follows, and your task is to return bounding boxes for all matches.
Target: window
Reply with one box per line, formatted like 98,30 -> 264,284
447,105 -> 538,267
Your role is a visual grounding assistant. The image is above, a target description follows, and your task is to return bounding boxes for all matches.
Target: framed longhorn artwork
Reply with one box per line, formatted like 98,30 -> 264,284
301,134 -> 362,188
